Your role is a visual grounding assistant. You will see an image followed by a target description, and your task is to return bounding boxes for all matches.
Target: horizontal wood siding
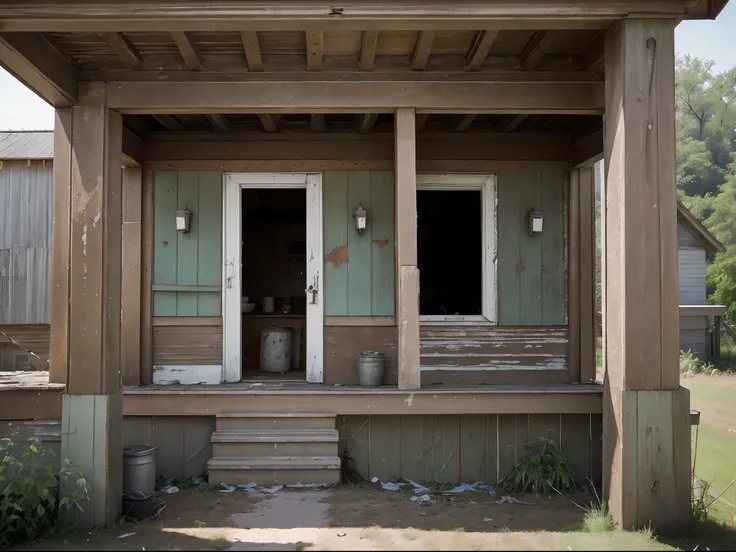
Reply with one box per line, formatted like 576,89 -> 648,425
497,172 -> 565,325
122,416 -> 214,479
338,413 -> 600,485
0,324 -> 50,369
152,325 -> 222,365
420,326 -> 568,385
323,171 -> 395,316
680,315 -> 707,359
678,222 -> 702,249
324,325 -> 397,384
678,248 -> 706,306
153,171 -> 222,317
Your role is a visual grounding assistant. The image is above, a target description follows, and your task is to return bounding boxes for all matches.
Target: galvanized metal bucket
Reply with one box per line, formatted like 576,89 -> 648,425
357,351 -> 386,387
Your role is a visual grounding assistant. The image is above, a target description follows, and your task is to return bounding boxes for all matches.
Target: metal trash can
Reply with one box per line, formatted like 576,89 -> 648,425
260,326 -> 292,373
122,445 -> 157,519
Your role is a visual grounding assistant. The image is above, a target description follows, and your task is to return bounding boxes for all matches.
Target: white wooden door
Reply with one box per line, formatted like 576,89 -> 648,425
222,173 -> 323,383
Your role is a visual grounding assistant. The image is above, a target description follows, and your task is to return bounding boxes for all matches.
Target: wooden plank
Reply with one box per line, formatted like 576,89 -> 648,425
395,109 -> 417,268
153,416 -> 185,478
323,171 -> 349,316
183,417 -> 215,478
49,108 -> 72,384
310,114 -> 326,133
528,413 -> 561,449
579,168 -> 596,382
324,316 -> 394,326
541,172 -> 565,325
465,30 -> 499,71
518,173 -> 543,325
204,114 -> 231,133
258,114 -> 283,133
67,83 -> 123,395
398,267 -> 420,391
347,172 -> 372,315
339,415 -> 369,481
99,32 -> 142,69
324,326 -> 397,385
497,172 -> 521,325
410,31 -> 436,71
359,31 -> 378,71
0,32 -> 78,106
153,316 -> 221,326
170,31 -> 203,70
123,416 -> 153,446
240,31 -> 263,71
431,415 -> 460,483
368,415 -> 402,481
452,114 -> 477,132
580,31 -> 605,72
121,167 -> 142,386
141,170 -> 154,385
519,30 -> 552,71
306,31 -> 323,71
153,172 -> 178,317
106,81 -> 605,115
460,414 -> 488,483
568,170 -> 581,383
175,172 -> 199,316
561,414 -> 591,485
370,171 -> 395,316
355,114 -> 378,134
153,325 -> 222,365
153,284 -> 220,292
496,414 -> 516,481
502,114 -> 529,133
485,415 -> 499,483
400,415 -> 434,483
196,172 -> 223,316
152,114 -> 184,132
590,413 -> 603,487
672,387 -> 692,525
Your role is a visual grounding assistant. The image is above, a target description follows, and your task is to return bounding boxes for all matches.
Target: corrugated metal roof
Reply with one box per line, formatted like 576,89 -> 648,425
0,131 -> 53,160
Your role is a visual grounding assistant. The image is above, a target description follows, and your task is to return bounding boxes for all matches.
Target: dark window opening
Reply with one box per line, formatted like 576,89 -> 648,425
417,190 -> 482,316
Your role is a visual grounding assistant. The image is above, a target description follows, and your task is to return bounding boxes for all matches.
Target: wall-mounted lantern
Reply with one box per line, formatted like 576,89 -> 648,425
176,210 -> 191,233
526,210 -> 544,236
354,204 -> 368,234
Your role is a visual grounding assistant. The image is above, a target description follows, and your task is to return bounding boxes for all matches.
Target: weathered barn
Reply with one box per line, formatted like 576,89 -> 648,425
0,0 -> 730,531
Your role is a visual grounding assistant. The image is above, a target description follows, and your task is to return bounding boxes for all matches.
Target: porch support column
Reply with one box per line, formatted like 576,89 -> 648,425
59,82 -> 124,527
395,108 -> 420,390
121,167 -> 142,386
602,19 -> 690,530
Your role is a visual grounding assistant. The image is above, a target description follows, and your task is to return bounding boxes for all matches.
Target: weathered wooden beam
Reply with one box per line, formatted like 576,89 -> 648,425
258,114 -> 283,133
0,32 -> 77,106
106,80 -> 604,114
122,114 -> 149,135
519,30 -> 553,70
310,113 -> 326,132
416,114 -> 430,132
121,167 -> 142,387
99,32 -> 142,69
171,31 -> 203,70
359,31 -> 378,71
580,31 -> 605,72
451,114 -> 477,132
501,114 -> 529,132
152,114 -> 184,131
240,31 -> 263,71
411,31 -> 437,71
465,30 -> 500,71
140,170 -> 154,385
204,113 -> 232,132
122,126 -> 143,166
355,113 -> 378,134
306,31 -> 323,71
571,129 -> 603,168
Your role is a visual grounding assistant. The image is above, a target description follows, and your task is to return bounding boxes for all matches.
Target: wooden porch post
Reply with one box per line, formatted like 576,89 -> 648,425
121,167 -> 142,386
602,19 -> 690,530
59,82 -> 124,527
395,108 -> 420,390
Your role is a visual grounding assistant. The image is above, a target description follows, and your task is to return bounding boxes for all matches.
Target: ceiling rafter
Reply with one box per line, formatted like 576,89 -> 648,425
519,30 -> 553,71
122,114 -> 149,135
499,114 -> 529,132
411,30 -> 437,71
258,114 -> 284,133
355,113 -> 378,134
153,114 -> 184,131
171,31 -> 203,70
416,114 -> 430,132
306,31 -> 323,71
451,114 -> 477,132
579,31 -> 605,72
99,32 -> 142,69
311,114 -> 326,132
465,30 -> 500,71
359,30 -> 378,71
240,31 -> 263,71
205,114 -> 232,132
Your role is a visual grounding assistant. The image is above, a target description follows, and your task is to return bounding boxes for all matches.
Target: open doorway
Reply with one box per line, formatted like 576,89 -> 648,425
240,189 -> 307,381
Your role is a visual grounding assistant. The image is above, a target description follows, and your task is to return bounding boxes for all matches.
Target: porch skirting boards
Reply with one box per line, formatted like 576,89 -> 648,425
152,365 -> 222,385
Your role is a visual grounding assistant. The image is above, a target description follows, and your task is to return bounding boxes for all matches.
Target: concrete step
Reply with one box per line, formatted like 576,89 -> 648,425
207,456 -> 341,486
211,429 -> 339,457
216,412 -> 336,431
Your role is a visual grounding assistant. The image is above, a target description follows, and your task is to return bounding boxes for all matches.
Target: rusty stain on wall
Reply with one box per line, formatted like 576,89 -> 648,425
515,260 -> 526,275
374,239 -> 389,249
326,243 -> 349,268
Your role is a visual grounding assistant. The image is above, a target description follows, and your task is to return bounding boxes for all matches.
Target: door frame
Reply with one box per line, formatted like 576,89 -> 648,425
222,172 -> 324,383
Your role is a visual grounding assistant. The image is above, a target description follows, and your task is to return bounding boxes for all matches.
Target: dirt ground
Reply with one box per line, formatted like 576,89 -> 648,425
15,486 -> 682,551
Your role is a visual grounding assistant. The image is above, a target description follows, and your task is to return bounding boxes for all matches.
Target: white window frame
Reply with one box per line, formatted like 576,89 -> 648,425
416,173 -> 497,325
222,172 -> 324,384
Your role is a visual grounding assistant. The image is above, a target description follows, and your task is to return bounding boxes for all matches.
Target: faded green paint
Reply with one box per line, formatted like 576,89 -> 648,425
153,171 -> 223,316
337,414 -> 598,484
324,171 -> 395,316
498,172 -> 565,326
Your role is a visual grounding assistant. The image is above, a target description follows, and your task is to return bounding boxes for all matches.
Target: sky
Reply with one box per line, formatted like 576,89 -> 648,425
1,4 -> 735,131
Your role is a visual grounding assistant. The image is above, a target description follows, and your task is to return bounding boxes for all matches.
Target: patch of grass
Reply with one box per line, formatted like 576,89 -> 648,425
503,434 -> 576,495
208,536 -> 230,550
452,526 -> 466,532
680,350 -> 715,375
581,504 -> 616,533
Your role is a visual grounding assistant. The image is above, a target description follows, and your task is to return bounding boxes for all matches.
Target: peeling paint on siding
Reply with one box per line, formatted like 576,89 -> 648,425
325,243 -> 349,268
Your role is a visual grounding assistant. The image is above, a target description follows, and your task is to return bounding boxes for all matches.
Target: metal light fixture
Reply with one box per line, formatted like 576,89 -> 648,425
176,210 -> 191,233
354,204 -> 368,234
527,210 -> 544,236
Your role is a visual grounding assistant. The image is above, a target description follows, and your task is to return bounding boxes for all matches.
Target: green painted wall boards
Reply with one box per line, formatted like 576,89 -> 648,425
497,172 -> 565,325
324,171 -> 395,316
153,171 -> 223,316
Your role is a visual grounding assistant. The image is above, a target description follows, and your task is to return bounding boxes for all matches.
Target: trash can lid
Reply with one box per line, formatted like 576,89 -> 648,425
123,445 -> 158,457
